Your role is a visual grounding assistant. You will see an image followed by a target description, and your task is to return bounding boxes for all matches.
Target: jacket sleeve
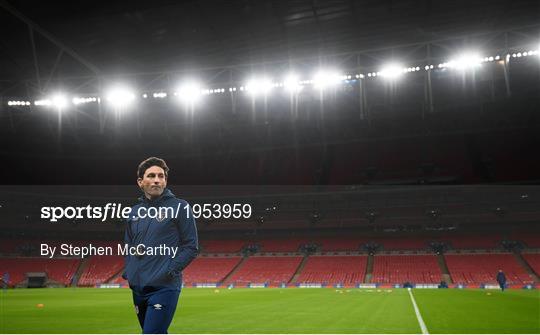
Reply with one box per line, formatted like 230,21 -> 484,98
167,200 -> 199,275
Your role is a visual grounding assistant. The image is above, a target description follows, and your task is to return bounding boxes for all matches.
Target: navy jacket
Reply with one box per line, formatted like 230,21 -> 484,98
123,189 -> 199,293
496,271 -> 507,284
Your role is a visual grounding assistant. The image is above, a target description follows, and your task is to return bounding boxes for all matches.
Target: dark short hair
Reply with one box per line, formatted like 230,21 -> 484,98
137,157 -> 169,179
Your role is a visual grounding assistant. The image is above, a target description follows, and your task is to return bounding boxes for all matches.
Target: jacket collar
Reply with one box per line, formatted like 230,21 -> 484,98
138,188 -> 175,204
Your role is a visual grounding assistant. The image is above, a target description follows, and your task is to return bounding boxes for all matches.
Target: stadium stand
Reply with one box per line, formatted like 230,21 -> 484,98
295,255 -> 367,286
446,235 -> 502,249
183,256 -> 242,285
511,233 -> 540,248
1,235 -> 538,289
253,238 -> 307,252
225,256 -> 302,287
0,257 -> 80,286
371,255 -> 442,284
110,275 -> 128,285
201,240 -> 245,253
445,254 -> 534,285
313,237 -> 366,251
0,239 -> 27,254
0,240 -> 121,255
77,256 -> 124,286
327,139 -> 475,184
521,253 -> 540,277
371,237 -> 428,250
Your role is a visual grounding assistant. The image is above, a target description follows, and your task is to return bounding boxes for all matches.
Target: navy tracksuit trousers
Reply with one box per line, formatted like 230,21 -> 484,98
132,289 -> 181,334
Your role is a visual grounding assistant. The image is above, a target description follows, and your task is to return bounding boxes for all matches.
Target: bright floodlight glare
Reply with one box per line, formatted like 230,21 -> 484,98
73,97 -> 97,105
51,93 -> 68,109
35,99 -> 51,106
175,82 -> 203,103
312,70 -> 341,89
105,86 -> 135,108
283,74 -> 302,93
379,63 -> 405,79
245,78 -> 273,96
447,52 -> 483,70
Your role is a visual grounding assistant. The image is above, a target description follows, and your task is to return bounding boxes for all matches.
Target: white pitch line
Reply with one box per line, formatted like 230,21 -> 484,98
407,288 -> 429,334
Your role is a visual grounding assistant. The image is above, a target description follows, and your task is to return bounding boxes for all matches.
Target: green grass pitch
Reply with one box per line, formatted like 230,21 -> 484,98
1,288 -> 538,333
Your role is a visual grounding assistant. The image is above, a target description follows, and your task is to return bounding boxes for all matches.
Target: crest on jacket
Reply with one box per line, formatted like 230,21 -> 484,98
156,207 -> 169,222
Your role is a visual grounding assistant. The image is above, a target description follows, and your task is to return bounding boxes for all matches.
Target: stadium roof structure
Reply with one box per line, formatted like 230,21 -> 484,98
0,0 -> 539,97
1,0 -> 540,185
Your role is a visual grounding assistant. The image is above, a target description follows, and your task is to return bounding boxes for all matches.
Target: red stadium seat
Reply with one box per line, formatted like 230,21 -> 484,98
312,238 -> 367,251
77,256 -> 124,286
371,255 -> 442,284
0,257 -> 80,286
255,238 -> 307,252
295,255 -> 367,287
201,240 -> 246,253
371,238 -> 428,250
446,235 -> 502,249
445,254 -> 533,285
520,253 -> 540,279
183,257 -> 242,285
511,233 -> 540,248
225,256 -> 302,287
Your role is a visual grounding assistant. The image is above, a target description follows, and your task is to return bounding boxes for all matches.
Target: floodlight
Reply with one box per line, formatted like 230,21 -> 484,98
105,86 -> 135,108
312,70 -> 341,89
152,92 -> 167,98
8,100 -> 31,106
35,99 -> 51,106
447,52 -> 483,70
175,82 -> 203,103
283,74 -> 303,93
245,78 -> 273,96
73,97 -> 97,105
47,93 -> 68,110
379,63 -> 405,79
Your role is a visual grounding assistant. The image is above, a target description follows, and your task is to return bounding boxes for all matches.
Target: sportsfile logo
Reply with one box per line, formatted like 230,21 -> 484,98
40,203 -> 253,222
40,203 -> 186,222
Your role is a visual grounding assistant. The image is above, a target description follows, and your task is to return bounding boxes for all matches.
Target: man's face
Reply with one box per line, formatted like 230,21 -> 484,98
137,165 -> 167,199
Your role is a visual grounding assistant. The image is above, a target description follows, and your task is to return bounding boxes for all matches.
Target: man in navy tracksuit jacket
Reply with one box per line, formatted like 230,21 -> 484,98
123,157 -> 198,334
496,270 -> 507,291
